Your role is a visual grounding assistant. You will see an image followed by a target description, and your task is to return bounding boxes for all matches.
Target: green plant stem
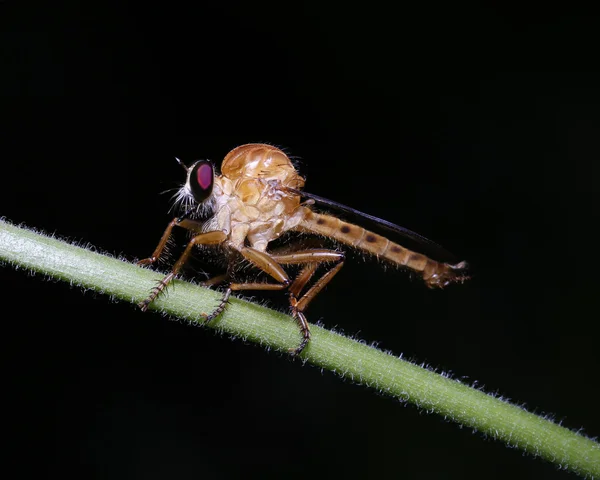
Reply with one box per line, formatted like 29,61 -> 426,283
1,218 -> 598,477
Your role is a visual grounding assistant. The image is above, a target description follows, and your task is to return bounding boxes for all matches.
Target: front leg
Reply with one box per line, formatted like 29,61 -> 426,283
138,213 -> 207,266
139,230 -> 227,311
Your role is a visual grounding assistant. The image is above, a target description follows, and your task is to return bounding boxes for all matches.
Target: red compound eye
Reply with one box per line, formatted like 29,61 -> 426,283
189,160 -> 214,202
197,163 -> 212,190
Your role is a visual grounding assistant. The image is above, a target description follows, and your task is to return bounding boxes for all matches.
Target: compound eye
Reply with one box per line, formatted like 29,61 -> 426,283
188,160 -> 214,203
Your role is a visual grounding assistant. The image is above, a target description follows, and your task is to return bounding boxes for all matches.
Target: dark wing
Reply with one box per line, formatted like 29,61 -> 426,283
284,186 -> 459,264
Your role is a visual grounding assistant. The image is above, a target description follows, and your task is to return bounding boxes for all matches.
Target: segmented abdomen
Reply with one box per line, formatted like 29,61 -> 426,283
297,211 -> 468,288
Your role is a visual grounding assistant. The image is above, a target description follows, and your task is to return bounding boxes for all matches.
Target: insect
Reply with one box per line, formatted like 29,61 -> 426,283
138,144 -> 469,355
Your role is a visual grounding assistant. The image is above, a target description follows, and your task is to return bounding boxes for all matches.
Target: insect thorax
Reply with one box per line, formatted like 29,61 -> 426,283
213,175 -> 307,251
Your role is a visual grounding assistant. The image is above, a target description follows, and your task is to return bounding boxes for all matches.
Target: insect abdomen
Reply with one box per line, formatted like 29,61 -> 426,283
298,211 -> 468,288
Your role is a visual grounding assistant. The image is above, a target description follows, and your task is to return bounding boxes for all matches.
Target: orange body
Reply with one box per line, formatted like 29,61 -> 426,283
139,143 -> 468,355
210,144 -> 307,251
212,144 -> 467,288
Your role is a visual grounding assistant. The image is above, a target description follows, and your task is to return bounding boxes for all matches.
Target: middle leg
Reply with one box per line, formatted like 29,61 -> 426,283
200,247 -> 344,355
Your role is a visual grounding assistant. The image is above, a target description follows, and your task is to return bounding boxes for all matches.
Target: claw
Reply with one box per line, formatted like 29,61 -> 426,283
197,288 -> 232,325
138,300 -> 150,311
288,309 -> 311,356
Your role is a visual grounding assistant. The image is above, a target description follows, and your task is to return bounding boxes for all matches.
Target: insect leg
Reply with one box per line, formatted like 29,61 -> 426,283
201,287 -> 232,323
137,215 -> 207,266
200,273 -> 228,287
271,249 -> 344,266
193,273 -> 231,322
229,283 -> 289,290
271,249 -> 345,355
138,230 -> 227,311
211,247 -> 344,355
238,246 -> 290,284
200,267 -> 289,324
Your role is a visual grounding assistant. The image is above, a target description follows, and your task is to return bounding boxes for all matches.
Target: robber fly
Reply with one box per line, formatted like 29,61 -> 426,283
138,144 -> 469,355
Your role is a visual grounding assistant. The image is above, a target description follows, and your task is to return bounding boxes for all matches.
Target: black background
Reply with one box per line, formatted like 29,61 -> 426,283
2,2 -> 599,478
